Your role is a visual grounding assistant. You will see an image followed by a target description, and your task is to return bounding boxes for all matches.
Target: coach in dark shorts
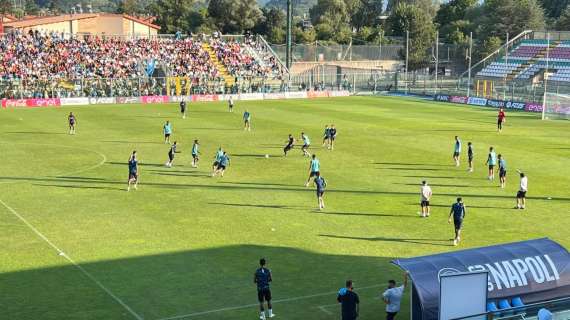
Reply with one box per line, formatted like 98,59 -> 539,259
254,258 -> 274,319
337,280 -> 359,320
448,197 -> 466,246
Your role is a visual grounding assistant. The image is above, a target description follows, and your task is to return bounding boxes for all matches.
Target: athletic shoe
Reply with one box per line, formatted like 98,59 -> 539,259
453,239 -> 458,246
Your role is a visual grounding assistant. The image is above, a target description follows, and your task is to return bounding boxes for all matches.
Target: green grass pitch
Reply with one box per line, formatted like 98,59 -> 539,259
0,96 -> 569,320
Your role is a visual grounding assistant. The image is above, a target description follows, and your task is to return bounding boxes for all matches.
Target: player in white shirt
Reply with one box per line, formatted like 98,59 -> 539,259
516,171 -> 528,209
420,181 -> 432,218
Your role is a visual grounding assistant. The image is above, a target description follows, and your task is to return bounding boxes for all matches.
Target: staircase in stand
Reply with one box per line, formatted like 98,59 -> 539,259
202,43 -> 235,86
506,41 -> 559,81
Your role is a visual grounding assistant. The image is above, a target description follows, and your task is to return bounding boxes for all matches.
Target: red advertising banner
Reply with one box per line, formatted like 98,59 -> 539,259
141,95 -> 169,104
2,98 -> 61,108
307,90 -> 331,98
191,95 -> 220,102
449,96 -> 468,104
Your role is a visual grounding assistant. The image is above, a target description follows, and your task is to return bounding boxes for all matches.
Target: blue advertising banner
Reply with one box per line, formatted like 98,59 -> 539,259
392,238 -> 570,320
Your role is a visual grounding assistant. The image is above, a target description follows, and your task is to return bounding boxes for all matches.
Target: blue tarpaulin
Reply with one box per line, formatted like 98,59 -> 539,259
392,238 -> 570,320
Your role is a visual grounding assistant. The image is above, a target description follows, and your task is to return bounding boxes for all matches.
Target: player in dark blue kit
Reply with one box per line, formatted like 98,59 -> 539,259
314,172 -> 327,210
166,141 -> 180,168
498,154 -> 507,188
283,134 -> 295,156
322,125 -> 330,147
254,258 -> 274,320
448,197 -> 466,246
127,151 -> 138,191
467,142 -> 474,172
180,99 -> 187,119
329,124 -> 337,150
68,112 -> 77,135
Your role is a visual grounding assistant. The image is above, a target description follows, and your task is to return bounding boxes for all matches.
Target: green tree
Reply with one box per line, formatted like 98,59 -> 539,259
293,25 -> 316,43
478,0 -> 545,40
557,5 -> 570,30
117,0 -> 140,14
478,36 -> 502,60
435,0 -> 477,27
151,0 -> 197,34
351,0 -> 383,31
386,2 -> 436,70
540,0 -> 569,19
254,7 -> 286,43
0,0 -> 13,14
208,0 -> 263,33
387,0 -> 439,18
309,0 -> 353,43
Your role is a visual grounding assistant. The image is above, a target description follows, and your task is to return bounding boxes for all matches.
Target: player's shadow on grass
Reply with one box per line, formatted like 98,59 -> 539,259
218,181 -> 297,187
396,183 -> 472,188
106,161 -> 174,168
209,202 -> 302,210
4,131 -> 67,135
377,167 -> 446,171
374,162 -> 451,167
153,172 -> 212,178
319,234 -> 453,247
0,244 -> 402,319
103,140 -> 164,145
316,211 -> 417,218
33,184 -> 120,191
428,204 -> 506,209
232,154 -> 267,158
401,175 -> 459,179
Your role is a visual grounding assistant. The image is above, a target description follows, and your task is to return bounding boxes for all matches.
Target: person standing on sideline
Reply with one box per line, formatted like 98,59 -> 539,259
337,280 -> 359,320
180,99 -> 187,119
243,110 -> 252,131
516,171 -> 528,210
305,154 -> 320,187
448,197 -> 466,246
497,108 -> 506,133
163,121 -> 173,144
382,272 -> 408,320
420,181 -> 432,218
486,147 -> 497,180
68,112 -> 77,135
467,142 -> 474,172
228,95 -> 235,112
498,154 -> 507,188
453,136 -> 461,167
254,258 -> 274,320
314,172 -> 327,210
127,151 -> 138,191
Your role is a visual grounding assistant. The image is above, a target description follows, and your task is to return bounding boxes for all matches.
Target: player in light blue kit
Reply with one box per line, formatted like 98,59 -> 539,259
191,140 -> 200,168
486,147 -> 497,180
453,136 -> 461,167
305,154 -> 320,187
301,132 -> 311,157
163,121 -> 173,144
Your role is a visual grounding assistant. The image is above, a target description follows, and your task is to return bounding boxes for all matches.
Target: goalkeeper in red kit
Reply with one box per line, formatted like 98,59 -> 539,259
497,108 -> 506,133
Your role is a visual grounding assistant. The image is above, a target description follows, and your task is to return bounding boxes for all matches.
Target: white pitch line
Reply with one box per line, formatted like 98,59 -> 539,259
157,284 -> 384,320
0,199 -> 143,320
317,304 -> 335,315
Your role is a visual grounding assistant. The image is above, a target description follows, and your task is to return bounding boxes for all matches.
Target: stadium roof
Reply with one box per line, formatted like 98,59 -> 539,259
3,13 -> 160,30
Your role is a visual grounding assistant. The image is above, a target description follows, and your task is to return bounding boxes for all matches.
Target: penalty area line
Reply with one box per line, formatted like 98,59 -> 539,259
157,284 -> 384,320
0,199 -> 143,320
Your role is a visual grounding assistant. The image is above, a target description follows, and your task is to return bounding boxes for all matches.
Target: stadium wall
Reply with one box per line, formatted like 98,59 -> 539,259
433,94 -> 545,113
0,90 -> 350,108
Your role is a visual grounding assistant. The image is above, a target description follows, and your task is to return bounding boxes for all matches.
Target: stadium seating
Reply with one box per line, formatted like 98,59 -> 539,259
512,297 -> 525,308
487,302 -> 499,312
477,39 -> 570,83
0,30 -> 285,98
499,299 -> 513,309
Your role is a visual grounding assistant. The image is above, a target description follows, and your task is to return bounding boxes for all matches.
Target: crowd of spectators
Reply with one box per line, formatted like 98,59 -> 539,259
0,30 -> 285,98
